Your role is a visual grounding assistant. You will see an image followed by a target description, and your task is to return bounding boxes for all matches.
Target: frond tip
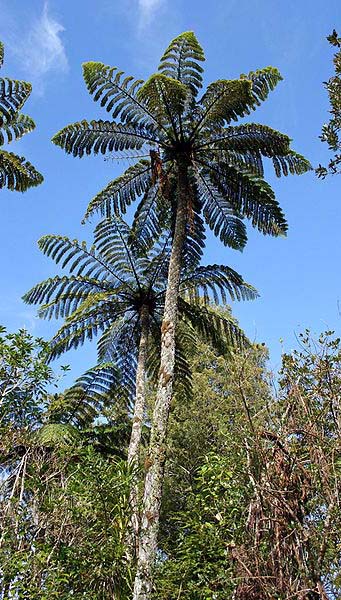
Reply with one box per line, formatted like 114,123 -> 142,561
0,150 -> 43,191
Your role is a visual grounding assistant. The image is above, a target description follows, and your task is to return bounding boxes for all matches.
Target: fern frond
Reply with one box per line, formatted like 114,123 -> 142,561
52,119 -> 158,157
158,31 -> 205,96
84,159 -> 152,221
0,150 -> 43,191
195,79 -> 253,132
0,113 -> 35,145
198,160 -> 287,237
59,362 -> 124,426
137,74 -> 189,135
242,66 -> 283,107
179,298 -> 249,353
0,77 -> 32,126
23,276 -> 113,320
48,302 -> 116,359
82,61 -> 158,131
180,264 -> 258,304
272,150 -> 312,177
35,423 -> 80,447
0,43 -> 4,69
194,170 -> 247,249
204,123 -> 291,156
94,217 -> 143,283
97,320 -> 138,405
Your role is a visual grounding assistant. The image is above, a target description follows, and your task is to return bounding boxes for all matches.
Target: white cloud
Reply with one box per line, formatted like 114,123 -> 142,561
137,0 -> 164,29
25,3 -> 68,76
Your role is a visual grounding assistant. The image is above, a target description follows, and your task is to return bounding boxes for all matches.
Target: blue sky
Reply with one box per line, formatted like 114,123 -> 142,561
0,0 -> 340,385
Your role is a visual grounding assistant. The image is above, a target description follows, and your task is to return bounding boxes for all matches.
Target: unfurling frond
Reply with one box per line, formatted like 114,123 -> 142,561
180,264 -> 258,304
84,159 -> 152,220
158,31 -> 205,96
52,120 -> 157,158
82,61 -> 157,131
0,113 -> 35,145
137,74 -> 189,132
0,150 -> 43,191
0,77 -> 32,126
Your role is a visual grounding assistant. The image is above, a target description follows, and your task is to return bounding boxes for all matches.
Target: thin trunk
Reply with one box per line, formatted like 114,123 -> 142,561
132,160 -> 188,599
127,305 -> 150,557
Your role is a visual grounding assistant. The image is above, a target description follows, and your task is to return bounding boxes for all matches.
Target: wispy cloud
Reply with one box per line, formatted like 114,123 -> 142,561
22,2 -> 68,89
137,0 -> 164,29
2,1 -> 68,94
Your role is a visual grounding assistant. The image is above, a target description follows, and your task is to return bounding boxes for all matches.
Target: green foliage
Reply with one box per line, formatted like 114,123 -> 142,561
316,30 -> 341,178
53,31 -> 310,253
155,332 -> 341,599
0,41 -> 43,191
24,217 -> 254,403
158,31 -> 205,96
0,326 -> 55,431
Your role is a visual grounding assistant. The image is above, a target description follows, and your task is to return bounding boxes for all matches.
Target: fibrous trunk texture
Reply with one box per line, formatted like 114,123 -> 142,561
132,161 -> 188,599
127,305 -> 150,556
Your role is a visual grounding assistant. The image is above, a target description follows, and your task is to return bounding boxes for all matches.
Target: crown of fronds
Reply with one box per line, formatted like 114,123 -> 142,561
52,31 -> 310,252
0,41 -> 43,192
24,216 -> 256,401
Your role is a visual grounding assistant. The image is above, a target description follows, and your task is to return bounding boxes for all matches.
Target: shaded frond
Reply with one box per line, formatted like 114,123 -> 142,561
0,77 -> 32,126
206,123 -> 291,156
200,160 -> 288,236
23,275 -> 112,320
158,31 -> 205,96
0,42 -> 4,69
180,264 -> 258,304
52,119 -> 157,158
94,216 -> 142,279
194,170 -> 247,249
179,298 -> 249,353
84,159 -> 152,221
0,113 -> 35,145
48,301 -> 115,359
97,321 -> 137,400
56,363 -> 124,426
0,150 -> 43,191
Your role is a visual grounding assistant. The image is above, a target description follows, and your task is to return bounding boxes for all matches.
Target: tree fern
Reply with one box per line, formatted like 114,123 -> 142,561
24,216 -> 255,403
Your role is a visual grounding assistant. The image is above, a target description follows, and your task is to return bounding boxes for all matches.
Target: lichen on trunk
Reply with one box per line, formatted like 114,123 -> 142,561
132,161 -> 189,599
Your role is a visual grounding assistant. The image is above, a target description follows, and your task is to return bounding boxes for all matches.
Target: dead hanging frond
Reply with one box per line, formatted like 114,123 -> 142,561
150,149 -> 170,199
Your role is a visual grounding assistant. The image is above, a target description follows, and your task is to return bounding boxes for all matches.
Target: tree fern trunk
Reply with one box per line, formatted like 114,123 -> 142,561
132,161 -> 188,599
127,305 -> 150,556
